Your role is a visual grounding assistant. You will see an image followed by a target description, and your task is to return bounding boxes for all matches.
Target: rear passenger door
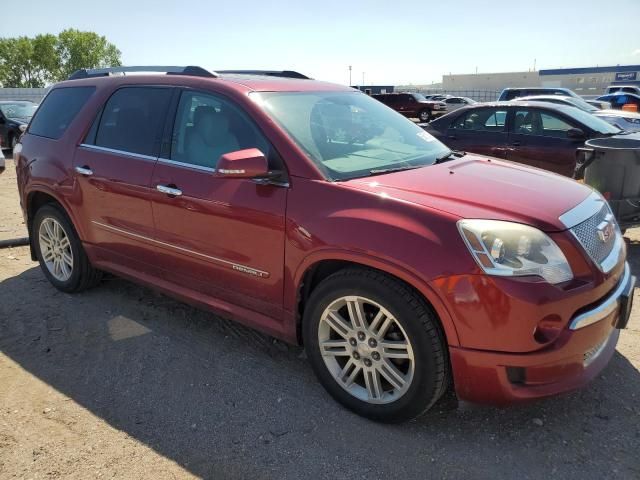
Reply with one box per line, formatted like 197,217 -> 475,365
150,89 -> 287,320
507,107 -> 581,176
73,86 -> 173,268
445,107 -> 509,157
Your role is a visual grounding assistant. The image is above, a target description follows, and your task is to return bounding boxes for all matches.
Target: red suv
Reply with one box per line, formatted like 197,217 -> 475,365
372,93 -> 446,122
15,66 -> 635,422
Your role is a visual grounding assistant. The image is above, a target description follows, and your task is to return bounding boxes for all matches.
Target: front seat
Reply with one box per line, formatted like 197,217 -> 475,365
186,106 -> 240,168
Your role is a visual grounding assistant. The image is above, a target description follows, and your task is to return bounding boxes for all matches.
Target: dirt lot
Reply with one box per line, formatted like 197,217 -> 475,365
0,158 -> 639,479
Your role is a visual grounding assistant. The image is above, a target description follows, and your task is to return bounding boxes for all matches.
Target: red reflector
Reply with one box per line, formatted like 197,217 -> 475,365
602,192 -> 611,200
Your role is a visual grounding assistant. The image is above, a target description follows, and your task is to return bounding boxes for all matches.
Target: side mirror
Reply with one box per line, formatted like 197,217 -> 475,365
567,128 -> 586,140
216,148 -> 269,179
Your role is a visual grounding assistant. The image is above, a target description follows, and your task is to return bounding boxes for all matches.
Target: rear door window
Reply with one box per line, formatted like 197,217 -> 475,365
93,87 -> 172,156
28,87 -> 95,139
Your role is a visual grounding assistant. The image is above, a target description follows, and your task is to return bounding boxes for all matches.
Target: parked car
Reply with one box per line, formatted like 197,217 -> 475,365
515,95 -> 640,131
605,85 -> 640,95
498,87 -> 580,101
0,100 -> 38,150
585,99 -> 612,110
372,92 -> 446,122
16,66 -> 634,422
441,96 -> 476,112
0,140 -> 4,173
428,94 -> 452,101
596,93 -> 640,112
425,101 -> 621,177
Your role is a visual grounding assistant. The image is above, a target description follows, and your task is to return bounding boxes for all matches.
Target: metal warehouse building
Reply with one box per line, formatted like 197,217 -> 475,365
443,64 -> 640,96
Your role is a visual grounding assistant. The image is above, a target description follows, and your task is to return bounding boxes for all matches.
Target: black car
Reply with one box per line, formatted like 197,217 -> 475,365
424,101 -> 621,177
0,100 -> 38,150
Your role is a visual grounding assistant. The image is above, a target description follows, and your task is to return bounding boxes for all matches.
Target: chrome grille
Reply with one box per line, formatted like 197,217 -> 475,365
570,204 -> 617,267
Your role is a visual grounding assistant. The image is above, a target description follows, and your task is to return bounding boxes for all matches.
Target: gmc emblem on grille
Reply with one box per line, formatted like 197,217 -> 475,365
596,215 -> 615,243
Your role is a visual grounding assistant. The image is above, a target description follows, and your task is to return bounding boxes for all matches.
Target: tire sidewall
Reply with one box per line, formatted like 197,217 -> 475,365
33,205 -> 83,292
303,271 -> 443,422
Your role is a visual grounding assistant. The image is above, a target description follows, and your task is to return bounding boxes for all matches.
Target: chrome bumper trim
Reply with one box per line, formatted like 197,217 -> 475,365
569,262 -> 634,330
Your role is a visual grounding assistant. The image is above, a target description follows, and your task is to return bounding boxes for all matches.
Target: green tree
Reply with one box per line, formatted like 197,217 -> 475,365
55,29 -> 121,80
0,30 -> 121,87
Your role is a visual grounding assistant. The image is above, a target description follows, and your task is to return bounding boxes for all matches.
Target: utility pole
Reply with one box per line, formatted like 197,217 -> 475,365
362,72 -> 365,86
533,58 -> 537,71
348,65 -> 352,86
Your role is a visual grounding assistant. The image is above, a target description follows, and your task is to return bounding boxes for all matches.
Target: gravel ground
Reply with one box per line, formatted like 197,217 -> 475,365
0,158 -> 639,479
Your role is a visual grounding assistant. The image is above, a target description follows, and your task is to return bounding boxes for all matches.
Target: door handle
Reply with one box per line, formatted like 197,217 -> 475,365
156,184 -> 183,197
75,166 -> 93,176
511,141 -> 521,146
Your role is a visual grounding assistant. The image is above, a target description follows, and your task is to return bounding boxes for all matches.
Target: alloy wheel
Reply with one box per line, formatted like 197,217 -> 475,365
318,295 -> 415,404
38,217 -> 74,282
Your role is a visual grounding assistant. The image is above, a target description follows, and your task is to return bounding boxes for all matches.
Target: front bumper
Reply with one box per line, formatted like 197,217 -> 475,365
447,262 -> 635,405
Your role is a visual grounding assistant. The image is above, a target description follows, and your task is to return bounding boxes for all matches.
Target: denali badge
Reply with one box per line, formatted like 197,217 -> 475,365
596,215 -> 615,243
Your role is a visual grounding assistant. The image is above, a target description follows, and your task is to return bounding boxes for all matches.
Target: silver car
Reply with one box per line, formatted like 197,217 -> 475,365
516,95 -> 640,132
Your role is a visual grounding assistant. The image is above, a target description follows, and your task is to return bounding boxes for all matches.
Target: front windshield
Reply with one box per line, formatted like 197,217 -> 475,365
412,93 -> 427,101
252,91 -> 450,181
0,103 -> 37,119
564,106 -> 621,134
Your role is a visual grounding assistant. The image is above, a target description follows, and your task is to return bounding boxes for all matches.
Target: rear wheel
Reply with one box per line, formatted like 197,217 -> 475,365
303,268 -> 448,422
33,204 -> 102,293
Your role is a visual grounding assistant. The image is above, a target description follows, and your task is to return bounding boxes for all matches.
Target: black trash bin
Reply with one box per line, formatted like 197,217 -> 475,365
578,134 -> 640,229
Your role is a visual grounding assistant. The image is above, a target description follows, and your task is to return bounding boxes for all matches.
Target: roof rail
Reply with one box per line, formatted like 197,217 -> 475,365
67,65 -> 217,80
217,70 -> 310,79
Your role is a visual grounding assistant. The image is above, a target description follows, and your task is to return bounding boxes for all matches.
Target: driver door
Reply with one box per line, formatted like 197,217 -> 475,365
150,89 -> 288,320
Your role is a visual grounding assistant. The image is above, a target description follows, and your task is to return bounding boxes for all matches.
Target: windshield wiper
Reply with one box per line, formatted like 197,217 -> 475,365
368,165 -> 423,176
435,150 -> 466,164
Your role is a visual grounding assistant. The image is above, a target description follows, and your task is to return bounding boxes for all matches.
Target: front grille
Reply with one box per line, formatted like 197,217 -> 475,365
570,204 -> 617,267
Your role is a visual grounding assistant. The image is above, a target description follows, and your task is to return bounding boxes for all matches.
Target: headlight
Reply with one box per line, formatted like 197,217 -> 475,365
458,219 -> 573,284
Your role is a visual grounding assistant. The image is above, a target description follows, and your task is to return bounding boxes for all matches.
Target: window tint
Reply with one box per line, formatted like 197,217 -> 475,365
452,108 -> 507,131
171,91 -> 274,169
513,109 -> 574,138
94,87 -> 172,156
28,87 -> 95,139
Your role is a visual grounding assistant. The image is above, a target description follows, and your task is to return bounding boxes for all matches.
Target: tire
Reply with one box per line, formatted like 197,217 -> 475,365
33,204 -> 102,293
10,133 -> 18,150
303,267 -> 448,422
418,109 -> 431,122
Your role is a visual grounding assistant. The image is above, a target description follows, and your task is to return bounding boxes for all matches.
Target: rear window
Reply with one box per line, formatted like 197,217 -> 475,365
28,87 -> 95,139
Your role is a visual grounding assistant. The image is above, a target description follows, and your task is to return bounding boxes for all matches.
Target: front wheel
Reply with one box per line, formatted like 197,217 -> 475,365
303,268 -> 449,422
418,109 -> 431,122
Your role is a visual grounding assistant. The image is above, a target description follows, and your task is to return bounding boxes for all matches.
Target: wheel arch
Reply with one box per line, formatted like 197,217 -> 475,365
25,188 -> 79,261
293,251 -> 460,348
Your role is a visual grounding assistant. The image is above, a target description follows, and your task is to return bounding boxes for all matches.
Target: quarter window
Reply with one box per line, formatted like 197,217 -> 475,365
170,91 -> 274,169
28,87 -> 95,139
93,87 -> 172,156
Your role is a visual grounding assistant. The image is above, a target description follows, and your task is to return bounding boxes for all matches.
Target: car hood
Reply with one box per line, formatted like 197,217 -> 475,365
343,155 -> 592,232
